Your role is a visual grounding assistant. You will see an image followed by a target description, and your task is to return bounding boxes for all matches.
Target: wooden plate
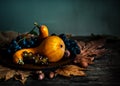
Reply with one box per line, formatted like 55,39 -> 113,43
0,55 -> 73,70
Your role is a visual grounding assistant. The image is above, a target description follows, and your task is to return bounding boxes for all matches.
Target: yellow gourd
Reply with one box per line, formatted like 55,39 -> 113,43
13,36 -> 65,64
34,22 -> 49,39
38,36 -> 65,62
39,25 -> 49,39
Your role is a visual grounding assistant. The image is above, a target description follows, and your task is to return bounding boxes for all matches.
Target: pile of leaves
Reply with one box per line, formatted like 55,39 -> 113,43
56,38 -> 107,76
0,31 -> 107,84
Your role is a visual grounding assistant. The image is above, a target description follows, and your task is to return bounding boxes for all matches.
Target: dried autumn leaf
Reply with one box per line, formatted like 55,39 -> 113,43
0,65 -> 30,84
14,71 -> 30,84
0,66 -> 11,79
74,39 -> 107,67
5,70 -> 16,81
55,65 -> 86,77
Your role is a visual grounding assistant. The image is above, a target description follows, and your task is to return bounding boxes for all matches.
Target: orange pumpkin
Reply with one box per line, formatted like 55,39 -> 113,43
13,36 -> 65,64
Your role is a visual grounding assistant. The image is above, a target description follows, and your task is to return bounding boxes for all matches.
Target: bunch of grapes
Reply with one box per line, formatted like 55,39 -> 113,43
22,51 -> 49,65
7,34 -> 39,55
59,34 -> 80,56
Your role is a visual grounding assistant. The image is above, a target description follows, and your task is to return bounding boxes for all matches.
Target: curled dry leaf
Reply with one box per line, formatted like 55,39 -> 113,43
55,65 -> 86,77
14,71 -> 30,84
5,70 -> 16,81
0,65 -> 14,80
0,65 -> 30,84
74,39 -> 107,67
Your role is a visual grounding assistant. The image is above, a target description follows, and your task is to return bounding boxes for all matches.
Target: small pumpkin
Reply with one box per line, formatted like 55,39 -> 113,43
13,36 -> 65,64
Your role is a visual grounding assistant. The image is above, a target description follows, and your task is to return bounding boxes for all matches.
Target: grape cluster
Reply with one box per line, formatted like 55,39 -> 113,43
22,51 -> 49,65
59,34 -> 80,56
7,35 -> 39,55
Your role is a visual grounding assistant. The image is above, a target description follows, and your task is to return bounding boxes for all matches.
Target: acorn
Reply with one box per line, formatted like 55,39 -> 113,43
35,70 -> 45,80
49,72 -> 55,79
38,73 -> 45,80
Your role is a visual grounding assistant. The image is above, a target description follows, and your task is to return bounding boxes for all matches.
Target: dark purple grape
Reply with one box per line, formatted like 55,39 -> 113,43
33,37 -> 38,42
22,39 -> 27,46
16,35 -> 22,41
76,48 -> 80,54
59,33 -> 81,56
32,37 -> 39,46
11,39 -> 18,45
29,40 -> 35,46
7,34 -> 41,56
7,48 -> 11,54
7,39 -> 21,54
18,39 -> 27,48
27,45 -> 31,48
59,34 -> 66,39
15,45 -> 20,49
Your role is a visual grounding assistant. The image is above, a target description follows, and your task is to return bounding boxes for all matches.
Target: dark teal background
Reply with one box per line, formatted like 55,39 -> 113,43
0,0 -> 120,36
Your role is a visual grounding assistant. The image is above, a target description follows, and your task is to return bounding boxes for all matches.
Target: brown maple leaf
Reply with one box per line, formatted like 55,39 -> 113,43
55,65 -> 86,77
74,39 -> 107,67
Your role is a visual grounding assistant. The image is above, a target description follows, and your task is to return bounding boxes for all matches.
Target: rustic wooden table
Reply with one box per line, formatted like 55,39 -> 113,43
0,36 -> 120,86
